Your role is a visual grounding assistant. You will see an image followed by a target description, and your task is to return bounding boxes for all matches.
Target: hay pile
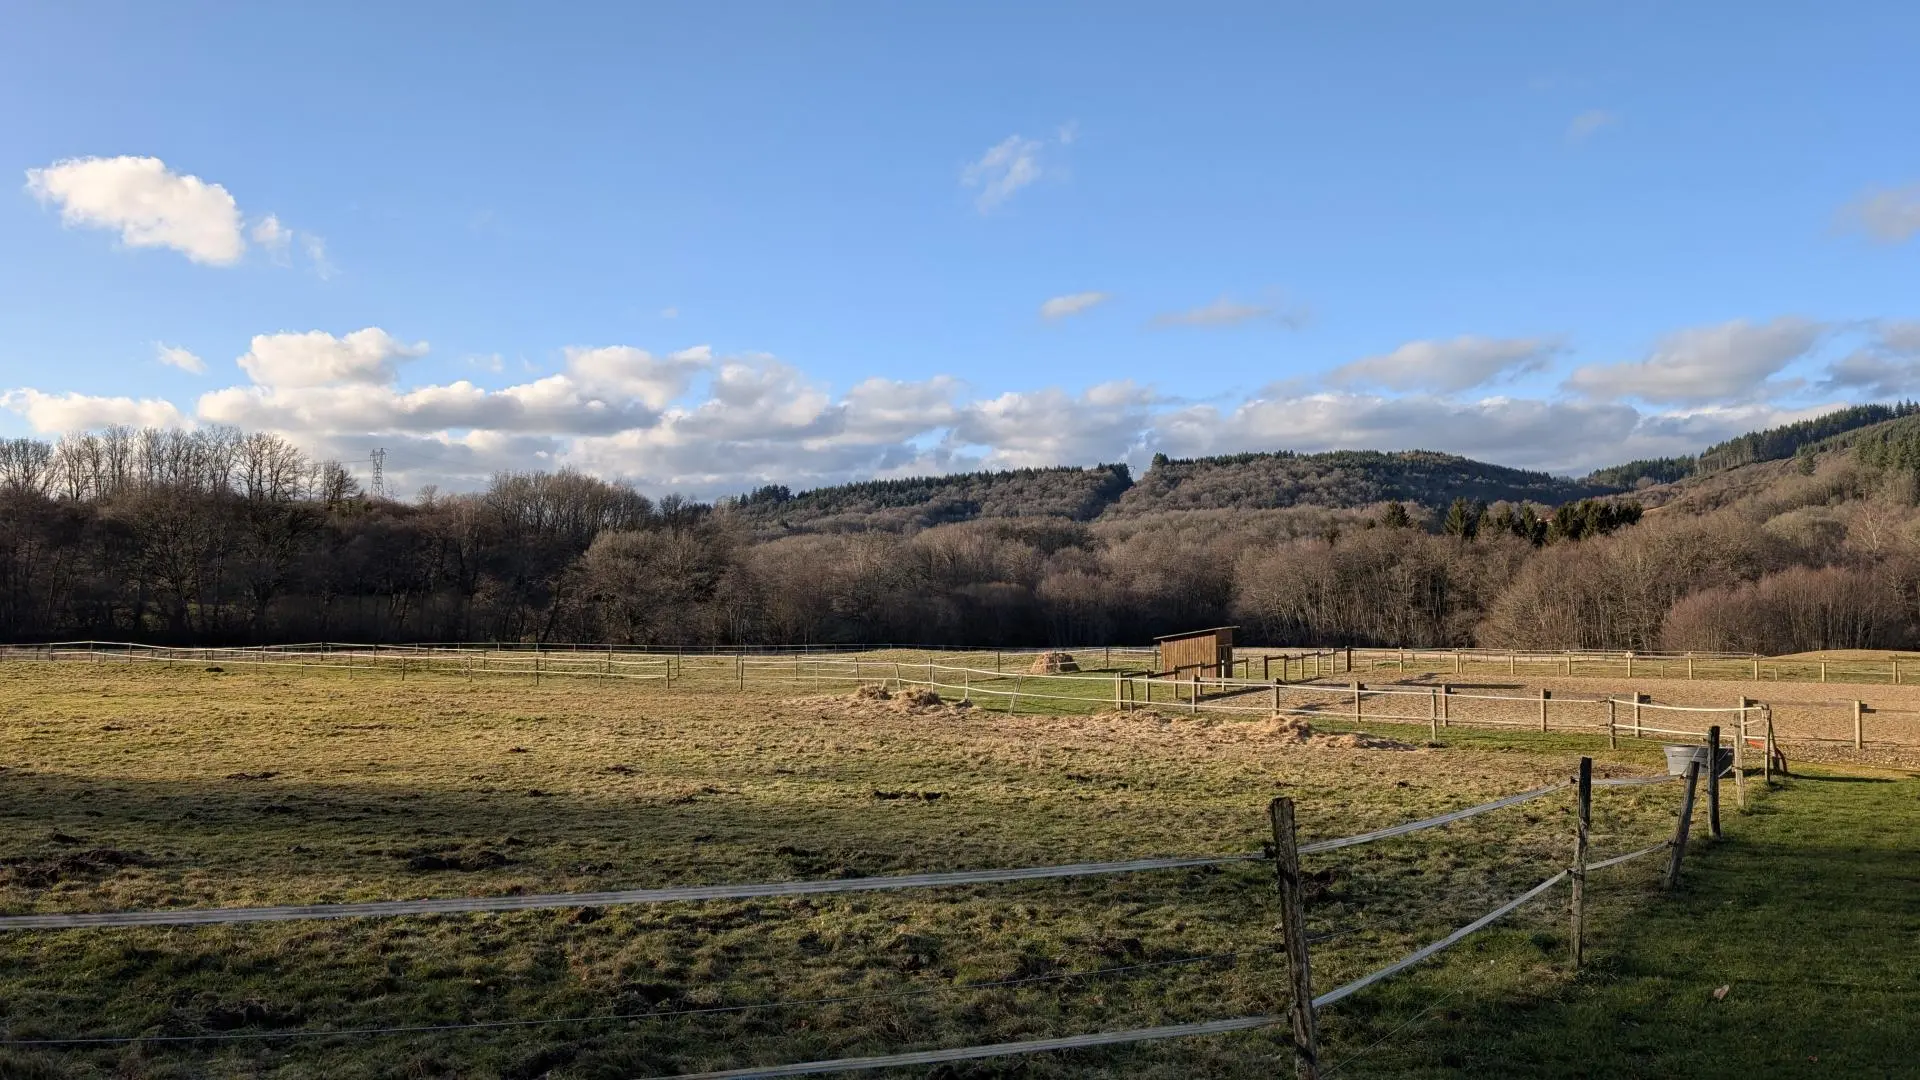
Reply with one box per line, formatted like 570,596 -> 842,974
1084,711 -> 1417,750
1028,651 -> 1080,674
834,684 -> 971,716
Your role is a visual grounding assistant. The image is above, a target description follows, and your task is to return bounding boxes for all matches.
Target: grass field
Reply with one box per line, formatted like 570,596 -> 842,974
0,664 -> 1912,1078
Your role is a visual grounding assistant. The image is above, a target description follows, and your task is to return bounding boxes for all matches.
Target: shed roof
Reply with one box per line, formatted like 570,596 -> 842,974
1152,626 -> 1239,642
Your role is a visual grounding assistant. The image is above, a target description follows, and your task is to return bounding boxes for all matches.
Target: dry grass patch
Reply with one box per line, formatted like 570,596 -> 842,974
0,663 -> 1685,1079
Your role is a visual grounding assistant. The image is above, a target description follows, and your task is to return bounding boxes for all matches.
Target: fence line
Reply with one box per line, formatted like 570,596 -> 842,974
0,774 -> 1644,932
0,749 -> 1703,1075
0,854 -> 1259,932
655,1016 -> 1287,1080
650,831 -> 1677,1080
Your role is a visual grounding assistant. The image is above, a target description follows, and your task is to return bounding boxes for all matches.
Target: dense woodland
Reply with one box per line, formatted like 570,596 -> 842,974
6,411 -> 1920,654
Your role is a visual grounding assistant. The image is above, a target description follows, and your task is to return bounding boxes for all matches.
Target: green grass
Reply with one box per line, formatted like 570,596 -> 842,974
0,665 -> 1910,1078
1317,759 -> 1920,1078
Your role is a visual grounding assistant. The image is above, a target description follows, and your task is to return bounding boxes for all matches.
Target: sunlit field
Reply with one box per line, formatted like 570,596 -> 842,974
0,662 -> 1911,1078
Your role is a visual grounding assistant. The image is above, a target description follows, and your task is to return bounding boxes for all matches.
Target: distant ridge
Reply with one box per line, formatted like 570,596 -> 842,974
727,449 -> 1621,533
1106,449 -> 1616,517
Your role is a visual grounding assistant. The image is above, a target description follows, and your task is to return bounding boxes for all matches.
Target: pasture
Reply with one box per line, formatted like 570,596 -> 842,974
0,661 -> 1911,1078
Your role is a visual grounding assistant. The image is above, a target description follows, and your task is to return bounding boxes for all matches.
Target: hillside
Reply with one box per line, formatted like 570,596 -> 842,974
726,463 -> 1133,533
1105,449 -> 1616,517
726,449 -> 1624,533
1628,409 -> 1920,514
1587,402 -> 1920,489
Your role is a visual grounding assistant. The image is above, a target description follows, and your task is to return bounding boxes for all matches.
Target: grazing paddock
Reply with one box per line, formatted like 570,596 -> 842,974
0,663 -> 1707,1079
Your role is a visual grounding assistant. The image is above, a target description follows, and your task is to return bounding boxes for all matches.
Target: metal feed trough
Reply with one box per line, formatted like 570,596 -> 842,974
1664,744 -> 1735,777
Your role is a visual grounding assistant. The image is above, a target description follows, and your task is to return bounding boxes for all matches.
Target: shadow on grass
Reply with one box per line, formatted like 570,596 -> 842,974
1320,772 -> 1920,1078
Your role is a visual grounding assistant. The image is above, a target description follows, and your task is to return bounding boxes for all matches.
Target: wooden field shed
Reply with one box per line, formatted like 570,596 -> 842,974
1155,626 -> 1236,679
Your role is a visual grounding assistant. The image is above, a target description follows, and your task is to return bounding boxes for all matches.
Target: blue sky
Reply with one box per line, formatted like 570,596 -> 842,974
4,2 -> 1919,496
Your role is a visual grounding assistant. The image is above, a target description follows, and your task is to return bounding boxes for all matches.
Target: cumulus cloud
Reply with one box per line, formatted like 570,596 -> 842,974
1039,292 -> 1110,320
237,328 -> 430,388
155,344 -> 206,374
25,156 -> 246,265
952,381 -> 1156,468
1564,317 -> 1824,405
1152,294 -> 1307,329
0,318 -> 1880,497
1817,321 -> 1920,397
1330,335 -> 1560,393
1566,109 -> 1620,143
1841,184 -> 1920,244
0,388 -> 190,431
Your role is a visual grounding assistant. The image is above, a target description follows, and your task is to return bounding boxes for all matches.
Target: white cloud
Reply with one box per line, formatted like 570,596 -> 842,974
238,328 -> 430,388
1841,184 -> 1920,244
251,215 -> 291,260
0,388 -> 190,431
303,234 -> 334,279
1564,317 -> 1824,405
25,156 -> 246,265
1,317 -> 1886,498
1817,322 -> 1920,396
155,344 -> 206,374
564,345 -> 710,409
1039,291 -> 1110,320
951,381 -> 1156,468
962,135 -> 1044,212
1152,293 -> 1307,329
1331,335 -> 1560,393
1566,109 -> 1620,143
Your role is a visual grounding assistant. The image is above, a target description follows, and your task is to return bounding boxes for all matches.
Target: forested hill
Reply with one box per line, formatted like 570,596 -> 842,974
728,448 -> 1623,533
726,464 -> 1134,532
1104,449 -> 1616,517
1586,402 -> 1920,489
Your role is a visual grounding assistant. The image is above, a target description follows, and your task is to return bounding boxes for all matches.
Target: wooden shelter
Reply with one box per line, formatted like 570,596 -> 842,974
1155,626 -> 1236,679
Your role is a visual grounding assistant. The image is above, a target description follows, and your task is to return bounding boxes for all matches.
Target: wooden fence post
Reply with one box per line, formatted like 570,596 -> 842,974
1440,684 -> 1450,725
1539,688 -> 1550,733
1272,679 -> 1281,715
1351,681 -> 1362,723
1571,756 -> 1591,972
1894,658 -> 1901,685
1733,702 -> 1747,809
1607,698 -> 1617,749
1665,761 -> 1701,890
1190,672 -> 1199,715
1687,655 -> 1695,680
1766,706 -> 1784,778
1453,651 -> 1461,675
1854,700 -> 1864,751
1762,703 -> 1773,784
1429,688 -> 1439,742
1820,660 -> 1828,683
1508,650 -> 1515,676
1706,725 -> 1721,840
1631,694 -> 1644,739
1269,797 -> 1322,1080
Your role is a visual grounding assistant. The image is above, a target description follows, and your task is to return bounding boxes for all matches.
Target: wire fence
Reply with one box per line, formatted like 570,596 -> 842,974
11,640 -> 1916,758
1,762 -> 1703,1078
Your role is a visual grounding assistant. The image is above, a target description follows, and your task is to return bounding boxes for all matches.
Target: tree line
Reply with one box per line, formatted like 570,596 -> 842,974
4,424 -> 1920,655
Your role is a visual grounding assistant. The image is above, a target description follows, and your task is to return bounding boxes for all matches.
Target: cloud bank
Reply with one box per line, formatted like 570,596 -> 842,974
4,313 -> 1892,499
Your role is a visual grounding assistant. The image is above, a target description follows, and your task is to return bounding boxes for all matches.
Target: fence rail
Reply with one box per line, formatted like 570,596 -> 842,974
0,770 -> 1697,1078
11,641 -> 1918,756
